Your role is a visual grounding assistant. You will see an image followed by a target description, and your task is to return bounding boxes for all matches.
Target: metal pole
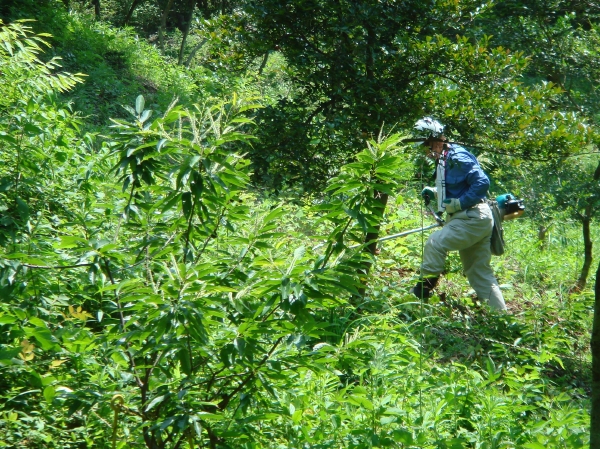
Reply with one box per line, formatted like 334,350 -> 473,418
426,204 -> 445,226
376,223 -> 440,243
325,200 -> 445,251
350,222 -> 441,249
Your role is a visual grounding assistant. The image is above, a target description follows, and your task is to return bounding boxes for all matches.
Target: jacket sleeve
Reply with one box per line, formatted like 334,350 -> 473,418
445,149 -> 489,210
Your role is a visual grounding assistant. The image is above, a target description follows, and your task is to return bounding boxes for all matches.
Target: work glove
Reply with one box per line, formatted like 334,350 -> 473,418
443,198 -> 461,214
421,186 -> 437,204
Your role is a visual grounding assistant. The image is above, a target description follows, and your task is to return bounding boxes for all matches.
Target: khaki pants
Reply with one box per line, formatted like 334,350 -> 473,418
421,202 -> 506,310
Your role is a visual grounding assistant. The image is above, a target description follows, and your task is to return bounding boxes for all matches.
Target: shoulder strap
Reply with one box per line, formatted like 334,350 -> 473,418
435,154 -> 446,213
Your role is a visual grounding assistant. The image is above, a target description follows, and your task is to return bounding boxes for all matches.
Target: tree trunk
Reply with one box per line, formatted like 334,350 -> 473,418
123,0 -> 146,27
257,51 -> 270,75
185,38 -> 208,67
353,20 -> 383,303
579,160 -> 600,290
91,0 -> 100,18
158,0 -> 175,54
364,191 -> 388,258
355,191 -> 388,301
591,260 -> 600,448
538,223 -> 552,250
577,213 -> 593,290
178,0 -> 196,65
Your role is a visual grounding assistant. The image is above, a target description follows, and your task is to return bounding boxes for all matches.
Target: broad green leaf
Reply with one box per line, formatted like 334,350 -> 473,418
24,327 -> 58,351
145,395 -> 166,412
347,395 -> 374,410
43,385 -> 55,403
139,109 -> 152,123
0,315 -> 17,325
135,95 -> 145,115
182,192 -> 193,217
262,207 -> 285,224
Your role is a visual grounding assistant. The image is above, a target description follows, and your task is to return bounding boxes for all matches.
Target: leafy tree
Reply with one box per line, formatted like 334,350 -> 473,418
0,23 -> 412,443
238,0 -> 586,193
0,20 -> 85,248
236,0 -> 591,297
475,6 -> 600,440
0,27 -> 412,441
0,87 -> 411,446
476,0 -> 600,285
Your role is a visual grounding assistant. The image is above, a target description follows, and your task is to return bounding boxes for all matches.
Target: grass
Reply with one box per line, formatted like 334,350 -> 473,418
245,201 -> 595,447
341,211 -> 596,447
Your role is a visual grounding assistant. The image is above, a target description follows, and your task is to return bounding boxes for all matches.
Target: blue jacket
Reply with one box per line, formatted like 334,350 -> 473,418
443,144 -> 489,210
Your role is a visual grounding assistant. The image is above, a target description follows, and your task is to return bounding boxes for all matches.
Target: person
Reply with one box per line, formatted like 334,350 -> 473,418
411,132 -> 506,311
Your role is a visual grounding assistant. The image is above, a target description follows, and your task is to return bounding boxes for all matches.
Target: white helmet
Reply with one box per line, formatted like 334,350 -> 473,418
414,117 -> 444,137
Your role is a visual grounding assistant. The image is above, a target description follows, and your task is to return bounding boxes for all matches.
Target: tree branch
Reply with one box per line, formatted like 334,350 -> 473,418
215,336 -> 283,410
103,257 -> 145,390
185,38 -> 208,68
20,262 -> 95,270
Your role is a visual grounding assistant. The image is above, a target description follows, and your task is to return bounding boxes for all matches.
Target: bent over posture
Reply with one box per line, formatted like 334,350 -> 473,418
412,134 -> 506,311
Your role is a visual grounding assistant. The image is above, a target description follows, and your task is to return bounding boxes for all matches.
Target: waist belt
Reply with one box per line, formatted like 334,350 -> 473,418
465,198 -> 487,212
448,198 -> 486,216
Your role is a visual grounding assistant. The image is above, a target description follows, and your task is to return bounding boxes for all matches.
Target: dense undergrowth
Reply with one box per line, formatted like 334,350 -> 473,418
0,6 -> 597,449
2,4 -> 261,129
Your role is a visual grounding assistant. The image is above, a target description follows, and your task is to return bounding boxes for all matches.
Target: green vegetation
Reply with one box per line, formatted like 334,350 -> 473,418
0,1 -> 598,448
